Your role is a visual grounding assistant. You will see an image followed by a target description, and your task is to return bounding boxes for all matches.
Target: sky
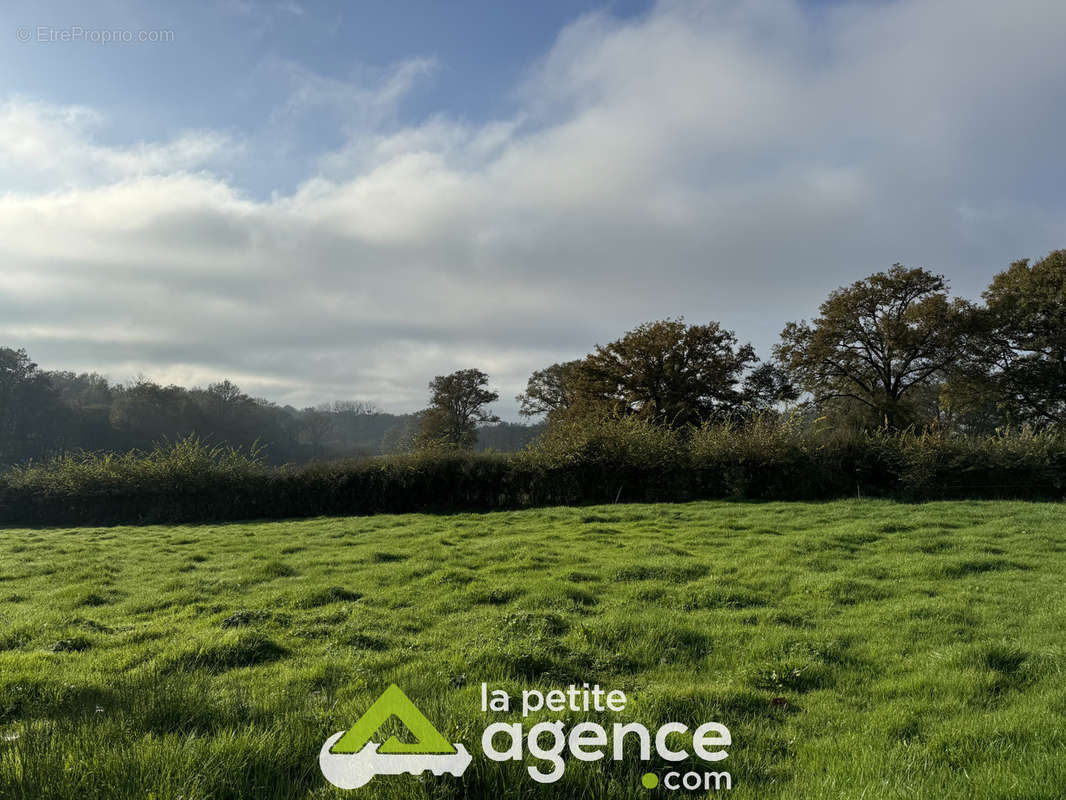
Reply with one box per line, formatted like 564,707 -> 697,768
1,0 -> 1064,419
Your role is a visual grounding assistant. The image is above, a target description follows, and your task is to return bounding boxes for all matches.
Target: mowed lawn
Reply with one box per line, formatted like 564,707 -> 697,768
1,500 -> 1065,799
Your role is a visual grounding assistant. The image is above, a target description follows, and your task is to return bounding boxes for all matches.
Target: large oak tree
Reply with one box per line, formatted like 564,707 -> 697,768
775,265 -> 967,428
519,319 -> 759,427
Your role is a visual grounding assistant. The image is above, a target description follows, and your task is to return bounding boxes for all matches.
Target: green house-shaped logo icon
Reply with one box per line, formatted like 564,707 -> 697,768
319,684 -> 471,790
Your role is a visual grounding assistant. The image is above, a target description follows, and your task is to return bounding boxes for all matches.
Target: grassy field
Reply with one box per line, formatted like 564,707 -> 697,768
1,500 -> 1065,799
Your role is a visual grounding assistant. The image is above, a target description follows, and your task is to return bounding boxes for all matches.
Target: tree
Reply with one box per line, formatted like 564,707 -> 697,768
775,265 -> 967,429
330,400 -> 377,416
0,347 -> 64,465
739,363 -> 799,417
933,375 -> 1006,434
381,414 -> 422,454
109,378 -> 200,446
300,406 -> 334,459
516,360 -> 585,418
474,420 -> 546,451
417,369 -> 500,449
203,380 -> 249,422
575,318 -> 757,427
47,371 -> 113,410
45,370 -> 117,452
965,251 -> 1066,427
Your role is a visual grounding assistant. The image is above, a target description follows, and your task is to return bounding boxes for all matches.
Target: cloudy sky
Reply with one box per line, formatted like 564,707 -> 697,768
2,0 -> 1064,418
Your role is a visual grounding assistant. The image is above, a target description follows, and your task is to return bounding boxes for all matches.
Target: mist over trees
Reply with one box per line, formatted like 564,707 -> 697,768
2,250 -> 1063,468
0,357 -> 541,468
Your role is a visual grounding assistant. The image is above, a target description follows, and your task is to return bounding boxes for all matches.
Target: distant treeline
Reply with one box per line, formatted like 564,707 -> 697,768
0,362 -> 543,468
2,250 -> 1064,493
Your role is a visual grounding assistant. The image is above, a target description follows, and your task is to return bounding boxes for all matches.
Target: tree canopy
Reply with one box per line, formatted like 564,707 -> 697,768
418,368 -> 501,449
519,319 -> 765,427
965,250 -> 1066,427
775,265 -> 967,428
0,348 -> 64,465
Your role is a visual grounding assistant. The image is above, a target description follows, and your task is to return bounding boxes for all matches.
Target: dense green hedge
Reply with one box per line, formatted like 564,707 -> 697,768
1,421 -> 1064,526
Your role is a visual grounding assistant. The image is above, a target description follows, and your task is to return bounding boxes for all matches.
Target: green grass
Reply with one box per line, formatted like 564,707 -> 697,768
1,500 -> 1065,798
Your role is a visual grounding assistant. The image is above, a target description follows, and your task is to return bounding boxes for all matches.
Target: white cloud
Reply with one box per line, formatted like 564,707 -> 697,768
2,0 -> 1065,415
0,99 -> 241,191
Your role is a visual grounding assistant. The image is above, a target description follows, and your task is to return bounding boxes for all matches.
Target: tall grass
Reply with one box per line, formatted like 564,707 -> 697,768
5,436 -> 267,492
1,423 -> 1063,525
4,501 -> 1066,798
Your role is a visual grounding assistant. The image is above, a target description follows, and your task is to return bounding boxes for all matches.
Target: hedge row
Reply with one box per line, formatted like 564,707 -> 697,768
1,421 -> 1064,526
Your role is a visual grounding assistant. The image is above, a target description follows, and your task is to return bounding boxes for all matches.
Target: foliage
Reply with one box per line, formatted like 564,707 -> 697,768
0,436 -> 267,524
580,318 -> 758,425
416,369 -> 500,450
2,423 -> 1064,525
776,265 -> 969,429
963,249 -> 1066,427
0,348 -> 66,466
738,363 -> 799,416
516,360 -> 585,418
518,319 -> 763,428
